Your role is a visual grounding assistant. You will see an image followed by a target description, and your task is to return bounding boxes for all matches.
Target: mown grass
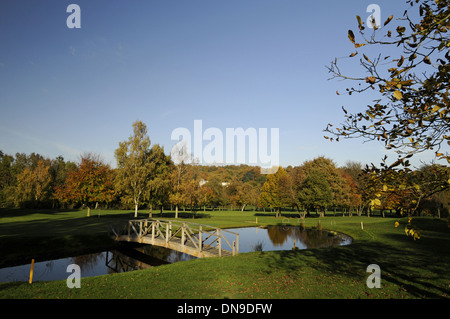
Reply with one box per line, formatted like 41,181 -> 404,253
0,208 -> 449,299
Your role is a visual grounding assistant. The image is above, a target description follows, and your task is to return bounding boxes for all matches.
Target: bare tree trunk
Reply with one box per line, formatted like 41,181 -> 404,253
134,203 -> 138,218
175,205 -> 178,219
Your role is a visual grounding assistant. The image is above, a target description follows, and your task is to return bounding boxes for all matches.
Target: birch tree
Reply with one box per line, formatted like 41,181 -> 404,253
115,121 -> 155,218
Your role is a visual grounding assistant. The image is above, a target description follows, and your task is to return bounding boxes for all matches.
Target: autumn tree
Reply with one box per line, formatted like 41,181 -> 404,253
181,179 -> 201,213
235,182 -> 260,211
197,184 -> 215,212
49,155 -> 77,208
204,175 -> 229,209
169,144 -> 191,217
326,0 -> 450,170
145,144 -> 173,216
294,157 -> 350,215
115,121 -> 161,217
0,151 -> 17,207
297,168 -> 333,217
54,154 -> 116,216
336,169 -> 362,216
15,159 -> 52,207
367,162 -> 450,216
259,167 -> 293,217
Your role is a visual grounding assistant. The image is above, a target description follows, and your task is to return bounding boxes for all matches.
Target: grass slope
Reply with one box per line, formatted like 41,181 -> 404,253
0,208 -> 449,299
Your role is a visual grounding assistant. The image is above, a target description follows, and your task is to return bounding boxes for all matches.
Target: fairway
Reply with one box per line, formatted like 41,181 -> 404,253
0,208 -> 449,299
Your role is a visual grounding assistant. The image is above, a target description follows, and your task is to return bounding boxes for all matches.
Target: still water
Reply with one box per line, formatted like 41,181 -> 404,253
0,226 -> 351,283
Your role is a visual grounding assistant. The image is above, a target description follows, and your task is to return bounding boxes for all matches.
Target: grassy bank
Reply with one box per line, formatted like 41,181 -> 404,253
0,208 -> 449,298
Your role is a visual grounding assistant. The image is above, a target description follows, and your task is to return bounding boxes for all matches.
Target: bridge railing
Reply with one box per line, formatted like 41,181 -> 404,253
109,218 -> 240,257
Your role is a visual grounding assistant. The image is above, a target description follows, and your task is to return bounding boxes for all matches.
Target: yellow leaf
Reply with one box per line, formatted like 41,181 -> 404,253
356,15 -> 364,31
395,221 -> 399,228
393,90 -> 403,100
431,105 -> 440,113
363,54 -> 372,63
384,15 -> 393,26
397,55 -> 404,67
348,30 -> 355,44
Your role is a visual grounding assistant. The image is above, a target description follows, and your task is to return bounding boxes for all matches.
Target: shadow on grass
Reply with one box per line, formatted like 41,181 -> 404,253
0,208 -> 81,218
258,228 -> 450,298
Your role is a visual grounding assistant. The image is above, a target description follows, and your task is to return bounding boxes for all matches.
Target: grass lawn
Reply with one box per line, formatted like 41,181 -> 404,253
0,208 -> 449,299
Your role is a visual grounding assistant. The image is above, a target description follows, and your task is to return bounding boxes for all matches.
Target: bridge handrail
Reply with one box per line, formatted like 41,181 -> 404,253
128,218 -> 240,236
110,218 -> 239,257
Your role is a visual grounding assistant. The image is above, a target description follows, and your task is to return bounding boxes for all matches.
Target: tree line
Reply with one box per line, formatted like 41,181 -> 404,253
0,121 -> 448,218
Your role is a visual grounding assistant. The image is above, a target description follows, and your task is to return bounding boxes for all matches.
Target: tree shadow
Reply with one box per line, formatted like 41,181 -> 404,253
259,236 -> 450,298
0,208 -> 80,218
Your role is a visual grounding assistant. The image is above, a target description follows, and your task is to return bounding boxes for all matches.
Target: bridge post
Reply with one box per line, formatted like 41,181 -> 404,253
181,223 -> 186,248
169,221 -> 172,240
217,229 -> 222,257
151,221 -> 155,241
166,221 -> 169,243
198,226 -> 202,252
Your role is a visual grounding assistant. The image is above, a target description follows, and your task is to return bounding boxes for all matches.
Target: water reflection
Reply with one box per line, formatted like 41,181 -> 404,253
225,226 -> 352,253
0,226 -> 351,283
0,246 -> 196,283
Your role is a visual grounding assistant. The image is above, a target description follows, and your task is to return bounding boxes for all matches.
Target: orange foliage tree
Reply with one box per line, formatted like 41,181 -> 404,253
54,154 -> 116,216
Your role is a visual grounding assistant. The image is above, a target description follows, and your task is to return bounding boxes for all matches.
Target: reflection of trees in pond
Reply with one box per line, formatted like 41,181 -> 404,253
106,250 -> 154,273
267,226 -> 292,246
266,226 -> 348,249
135,245 -> 195,263
72,253 -> 104,272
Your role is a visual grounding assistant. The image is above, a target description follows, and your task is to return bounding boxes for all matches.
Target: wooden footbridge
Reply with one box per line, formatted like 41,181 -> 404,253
109,219 -> 240,258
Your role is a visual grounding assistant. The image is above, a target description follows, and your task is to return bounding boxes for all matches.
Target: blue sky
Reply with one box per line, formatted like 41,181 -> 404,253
0,0 -> 442,169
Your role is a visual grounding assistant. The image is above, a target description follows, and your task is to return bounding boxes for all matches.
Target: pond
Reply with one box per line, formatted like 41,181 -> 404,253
0,226 -> 351,283
228,225 -> 352,253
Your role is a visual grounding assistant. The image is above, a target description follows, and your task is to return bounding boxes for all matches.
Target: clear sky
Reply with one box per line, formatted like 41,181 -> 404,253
0,0 -> 442,169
